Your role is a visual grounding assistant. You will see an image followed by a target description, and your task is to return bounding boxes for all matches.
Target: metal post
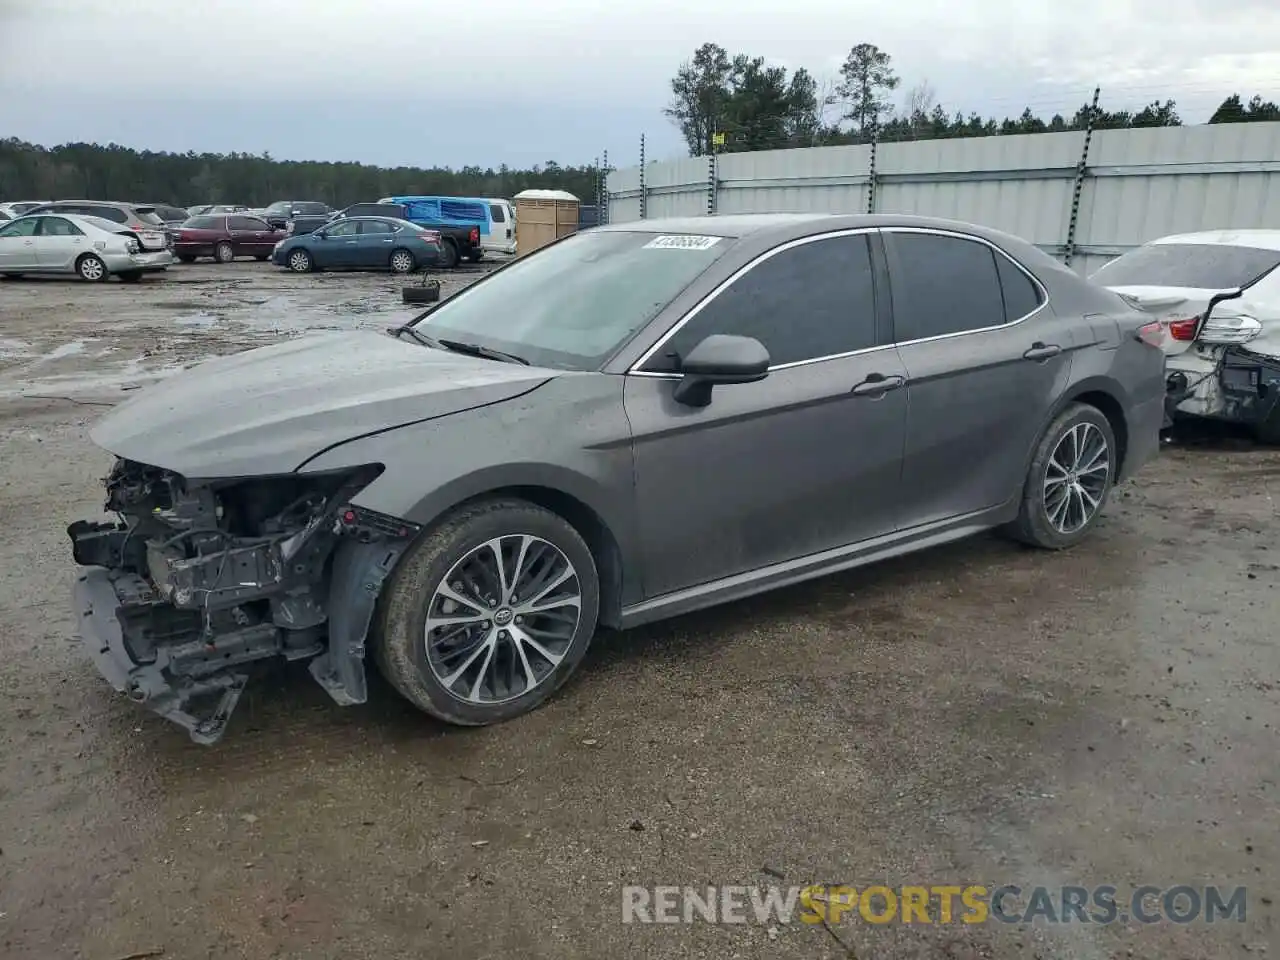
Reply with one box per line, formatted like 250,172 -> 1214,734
639,133 -> 647,219
1064,86 -> 1101,268
601,149 -> 609,225
594,155 -> 601,216
707,152 -> 716,216
866,121 -> 879,214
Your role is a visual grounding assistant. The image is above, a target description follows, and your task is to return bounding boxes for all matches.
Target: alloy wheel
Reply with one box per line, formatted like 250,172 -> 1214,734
424,534 -> 582,705
79,257 -> 105,281
390,251 -> 413,273
289,251 -> 310,272
1043,422 -> 1109,534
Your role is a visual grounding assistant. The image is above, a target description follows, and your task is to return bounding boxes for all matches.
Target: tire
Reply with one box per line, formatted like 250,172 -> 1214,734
177,255 -> 197,264
213,241 -> 235,264
287,249 -> 313,273
389,248 -> 416,274
117,271 -> 143,283
1005,402 -> 1117,549
76,254 -> 108,282
439,239 -> 459,269
374,498 -> 601,726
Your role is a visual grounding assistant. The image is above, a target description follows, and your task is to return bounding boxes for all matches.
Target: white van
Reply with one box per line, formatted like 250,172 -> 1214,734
480,198 -> 516,255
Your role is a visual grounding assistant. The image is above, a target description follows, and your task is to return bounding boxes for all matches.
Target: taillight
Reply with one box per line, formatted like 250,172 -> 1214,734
419,230 -> 441,243
1135,321 -> 1164,347
470,227 -> 479,245
1168,317 -> 1200,341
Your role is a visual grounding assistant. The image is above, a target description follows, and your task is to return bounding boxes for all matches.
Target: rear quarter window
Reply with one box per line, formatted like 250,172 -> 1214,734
995,253 -> 1045,322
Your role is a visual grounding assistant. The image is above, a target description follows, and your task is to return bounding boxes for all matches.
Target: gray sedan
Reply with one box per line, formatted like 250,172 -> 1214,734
68,213 -> 1166,743
0,213 -> 174,281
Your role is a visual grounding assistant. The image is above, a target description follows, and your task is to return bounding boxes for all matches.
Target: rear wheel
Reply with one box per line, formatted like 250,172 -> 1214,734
439,239 -> 459,269
1006,402 -> 1116,549
287,249 -> 313,273
389,248 -> 416,274
213,241 -> 235,264
76,254 -> 108,282
374,498 -> 600,726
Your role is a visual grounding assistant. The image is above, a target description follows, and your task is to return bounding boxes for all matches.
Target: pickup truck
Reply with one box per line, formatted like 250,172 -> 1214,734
333,202 -> 481,268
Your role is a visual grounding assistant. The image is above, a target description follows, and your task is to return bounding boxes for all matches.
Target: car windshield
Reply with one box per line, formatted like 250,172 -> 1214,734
416,229 -> 732,370
1092,242 -> 1280,290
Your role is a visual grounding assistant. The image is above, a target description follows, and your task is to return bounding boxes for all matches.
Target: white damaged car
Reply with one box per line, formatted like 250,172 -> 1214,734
1091,231 -> 1280,441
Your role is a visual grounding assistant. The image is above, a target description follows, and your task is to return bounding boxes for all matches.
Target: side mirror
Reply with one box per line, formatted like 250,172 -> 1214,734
671,334 -> 770,407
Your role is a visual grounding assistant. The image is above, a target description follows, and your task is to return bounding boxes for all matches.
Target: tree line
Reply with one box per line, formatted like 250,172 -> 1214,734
665,42 -> 1280,156
0,137 -> 606,208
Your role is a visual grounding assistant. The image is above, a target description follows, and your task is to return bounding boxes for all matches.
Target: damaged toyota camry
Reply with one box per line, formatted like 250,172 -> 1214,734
70,213 -> 1166,744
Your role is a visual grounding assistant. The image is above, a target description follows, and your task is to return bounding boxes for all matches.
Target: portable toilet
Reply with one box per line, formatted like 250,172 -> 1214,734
513,189 -> 580,256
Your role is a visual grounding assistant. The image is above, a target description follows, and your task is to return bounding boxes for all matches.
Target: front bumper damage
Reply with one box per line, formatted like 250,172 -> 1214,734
69,459 -> 417,744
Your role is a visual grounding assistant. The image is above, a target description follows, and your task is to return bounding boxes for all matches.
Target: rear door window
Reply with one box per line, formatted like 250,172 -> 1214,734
90,206 -> 128,223
359,220 -> 394,235
1090,242 -> 1280,290
39,217 -> 84,237
185,216 -> 221,229
887,232 -> 1007,341
229,216 -> 268,230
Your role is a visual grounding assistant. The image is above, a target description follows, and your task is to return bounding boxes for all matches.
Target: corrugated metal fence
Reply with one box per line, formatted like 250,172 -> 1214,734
605,122 -> 1280,276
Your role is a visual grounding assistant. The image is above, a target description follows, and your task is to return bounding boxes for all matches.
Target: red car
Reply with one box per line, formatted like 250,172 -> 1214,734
173,214 -> 286,263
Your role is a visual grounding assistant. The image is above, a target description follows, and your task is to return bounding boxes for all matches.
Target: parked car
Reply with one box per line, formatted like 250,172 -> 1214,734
1091,230 -> 1280,440
173,213 -> 286,263
284,214 -> 330,238
0,201 -> 48,220
148,203 -> 192,227
378,195 -> 487,266
67,213 -> 1164,744
0,212 -> 174,281
23,201 -> 171,252
271,216 -> 441,274
188,204 -> 251,216
261,200 -> 331,228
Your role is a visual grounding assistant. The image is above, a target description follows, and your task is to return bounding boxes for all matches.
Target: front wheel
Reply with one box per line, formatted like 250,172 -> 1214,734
287,249 -> 313,273
1005,402 -> 1116,549
374,498 -> 600,726
389,248 -> 416,274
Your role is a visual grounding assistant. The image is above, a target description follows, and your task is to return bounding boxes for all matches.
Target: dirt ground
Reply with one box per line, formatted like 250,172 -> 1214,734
0,262 -> 1277,960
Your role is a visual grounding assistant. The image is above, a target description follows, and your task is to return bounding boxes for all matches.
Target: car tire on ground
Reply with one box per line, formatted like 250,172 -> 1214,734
76,254 -> 109,282
374,497 -> 601,726
213,241 -> 235,264
287,249 -> 313,273
389,248 -> 416,274
177,255 -> 197,264
439,239 -> 459,269
117,271 -> 142,283
1005,401 -> 1117,550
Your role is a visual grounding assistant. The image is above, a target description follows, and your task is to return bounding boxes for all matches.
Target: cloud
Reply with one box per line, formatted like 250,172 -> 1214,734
1,0 -> 1277,166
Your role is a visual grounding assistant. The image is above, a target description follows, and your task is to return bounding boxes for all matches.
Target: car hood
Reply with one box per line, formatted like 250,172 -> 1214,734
91,330 -> 554,479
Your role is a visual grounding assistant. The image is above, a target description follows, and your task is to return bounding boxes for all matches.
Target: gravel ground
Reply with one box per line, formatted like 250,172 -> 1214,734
0,262 -> 1276,960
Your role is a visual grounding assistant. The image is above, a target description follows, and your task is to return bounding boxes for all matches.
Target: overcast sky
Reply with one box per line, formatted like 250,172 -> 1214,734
2,0 -> 1279,170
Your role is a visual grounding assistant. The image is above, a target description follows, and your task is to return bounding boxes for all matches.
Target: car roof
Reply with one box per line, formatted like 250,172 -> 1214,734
1149,229 -> 1280,252
592,212 -> 1043,244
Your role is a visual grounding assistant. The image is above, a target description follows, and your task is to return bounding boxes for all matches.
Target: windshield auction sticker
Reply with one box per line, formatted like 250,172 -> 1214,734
643,235 -> 723,250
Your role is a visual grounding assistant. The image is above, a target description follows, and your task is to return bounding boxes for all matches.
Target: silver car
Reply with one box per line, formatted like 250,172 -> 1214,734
68,213 -> 1166,743
0,212 -> 174,281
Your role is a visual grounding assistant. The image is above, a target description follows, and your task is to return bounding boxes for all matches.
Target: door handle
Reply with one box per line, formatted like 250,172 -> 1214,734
851,373 -> 906,397
1023,342 -> 1062,361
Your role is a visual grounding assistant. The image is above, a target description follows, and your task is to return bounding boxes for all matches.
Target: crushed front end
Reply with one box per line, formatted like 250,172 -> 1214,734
69,458 -> 416,744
